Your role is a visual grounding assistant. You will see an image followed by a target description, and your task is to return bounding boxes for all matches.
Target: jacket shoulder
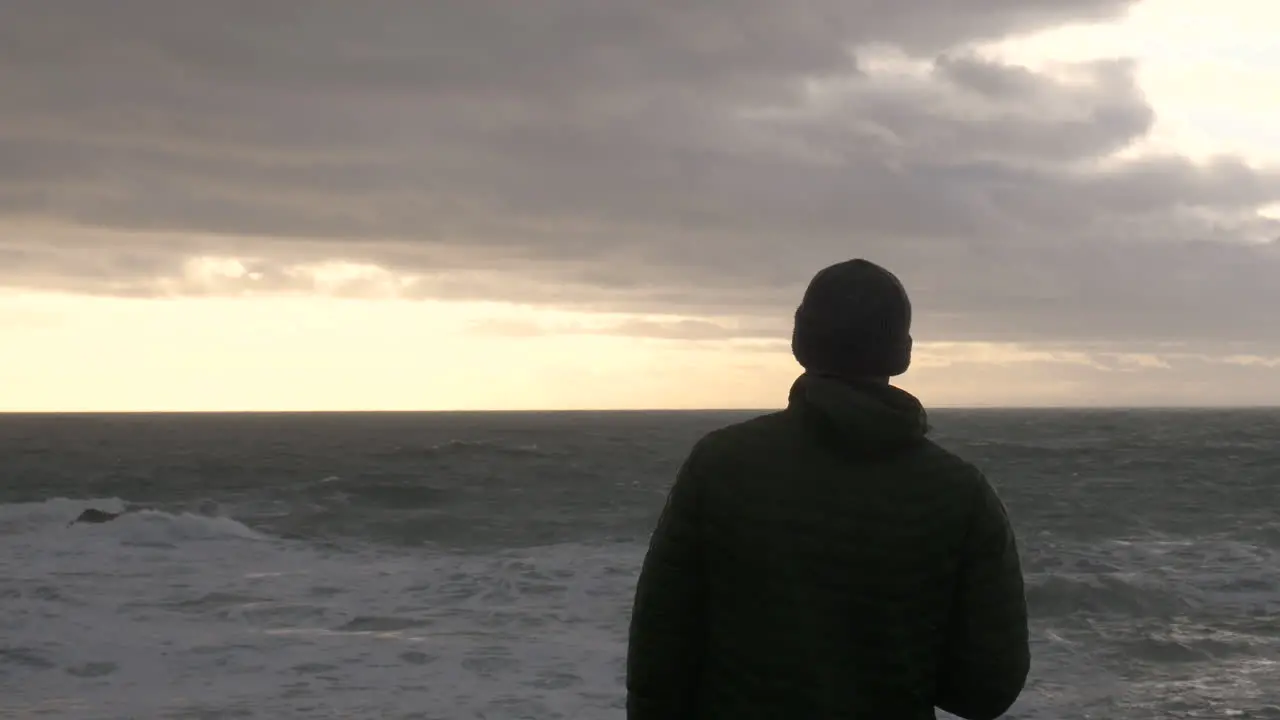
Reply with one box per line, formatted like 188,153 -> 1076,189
697,411 -> 977,463
691,411 -> 794,456
693,413 -> 990,491
913,437 -> 988,480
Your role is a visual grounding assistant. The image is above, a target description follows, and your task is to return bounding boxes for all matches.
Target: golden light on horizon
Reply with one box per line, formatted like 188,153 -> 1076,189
5,290 -> 1277,412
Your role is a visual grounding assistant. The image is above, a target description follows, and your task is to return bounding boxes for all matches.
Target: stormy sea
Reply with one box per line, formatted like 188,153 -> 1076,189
1,409 -> 1277,719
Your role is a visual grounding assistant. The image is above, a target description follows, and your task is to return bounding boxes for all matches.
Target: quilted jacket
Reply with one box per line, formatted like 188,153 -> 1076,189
626,373 -> 1029,719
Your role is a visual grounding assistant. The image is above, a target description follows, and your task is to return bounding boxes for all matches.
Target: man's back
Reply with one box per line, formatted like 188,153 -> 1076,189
627,374 -> 1030,719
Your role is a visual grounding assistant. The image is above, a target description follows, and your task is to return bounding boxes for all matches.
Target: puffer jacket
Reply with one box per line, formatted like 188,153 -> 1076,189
627,373 -> 1029,719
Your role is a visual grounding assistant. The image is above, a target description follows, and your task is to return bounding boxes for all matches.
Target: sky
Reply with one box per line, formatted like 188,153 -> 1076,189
2,0 -> 1279,411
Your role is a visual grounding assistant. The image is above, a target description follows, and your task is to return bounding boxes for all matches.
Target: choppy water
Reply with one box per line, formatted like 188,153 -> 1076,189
1,410 -> 1278,719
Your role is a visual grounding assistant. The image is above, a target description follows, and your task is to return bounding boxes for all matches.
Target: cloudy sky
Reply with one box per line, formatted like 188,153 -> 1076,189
3,0 -> 1279,411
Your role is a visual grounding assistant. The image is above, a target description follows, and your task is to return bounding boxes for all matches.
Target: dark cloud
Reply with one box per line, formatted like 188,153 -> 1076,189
914,351 -> 1280,407
3,0 -> 1279,351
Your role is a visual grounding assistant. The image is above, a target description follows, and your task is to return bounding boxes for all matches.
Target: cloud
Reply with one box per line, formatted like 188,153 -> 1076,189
469,314 -> 787,344
907,350 -> 1280,407
3,0 -> 1280,353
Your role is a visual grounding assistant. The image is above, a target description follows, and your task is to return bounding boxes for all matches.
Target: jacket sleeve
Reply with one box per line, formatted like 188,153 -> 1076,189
935,474 -> 1030,720
626,444 -> 706,720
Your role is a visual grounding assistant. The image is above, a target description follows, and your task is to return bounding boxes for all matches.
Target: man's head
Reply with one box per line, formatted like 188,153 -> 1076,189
791,259 -> 913,380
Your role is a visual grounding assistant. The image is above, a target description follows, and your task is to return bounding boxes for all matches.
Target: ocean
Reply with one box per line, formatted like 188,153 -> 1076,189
1,409 -> 1277,719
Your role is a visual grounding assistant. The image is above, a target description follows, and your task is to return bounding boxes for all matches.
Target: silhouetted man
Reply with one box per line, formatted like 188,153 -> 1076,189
627,259 -> 1029,719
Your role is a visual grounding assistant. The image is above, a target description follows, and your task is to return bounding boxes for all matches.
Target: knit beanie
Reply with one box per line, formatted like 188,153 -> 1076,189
791,259 -> 913,378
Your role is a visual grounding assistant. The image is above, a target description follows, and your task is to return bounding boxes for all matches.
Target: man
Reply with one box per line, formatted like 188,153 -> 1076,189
626,259 -> 1029,719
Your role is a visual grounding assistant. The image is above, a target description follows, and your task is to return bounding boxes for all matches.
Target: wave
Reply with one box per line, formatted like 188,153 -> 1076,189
1026,572 -> 1202,618
316,481 -> 452,510
372,439 -> 552,460
1027,561 -> 1277,620
0,497 -> 265,544
957,438 -> 1110,453
1118,627 -> 1275,664
97,509 -> 265,543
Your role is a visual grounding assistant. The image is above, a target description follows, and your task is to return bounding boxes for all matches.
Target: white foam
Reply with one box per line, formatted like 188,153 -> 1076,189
1,502 -> 637,718
1,499 -> 1276,718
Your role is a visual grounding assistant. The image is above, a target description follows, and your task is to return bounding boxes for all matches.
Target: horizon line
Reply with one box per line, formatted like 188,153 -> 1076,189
2,405 -> 1279,415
